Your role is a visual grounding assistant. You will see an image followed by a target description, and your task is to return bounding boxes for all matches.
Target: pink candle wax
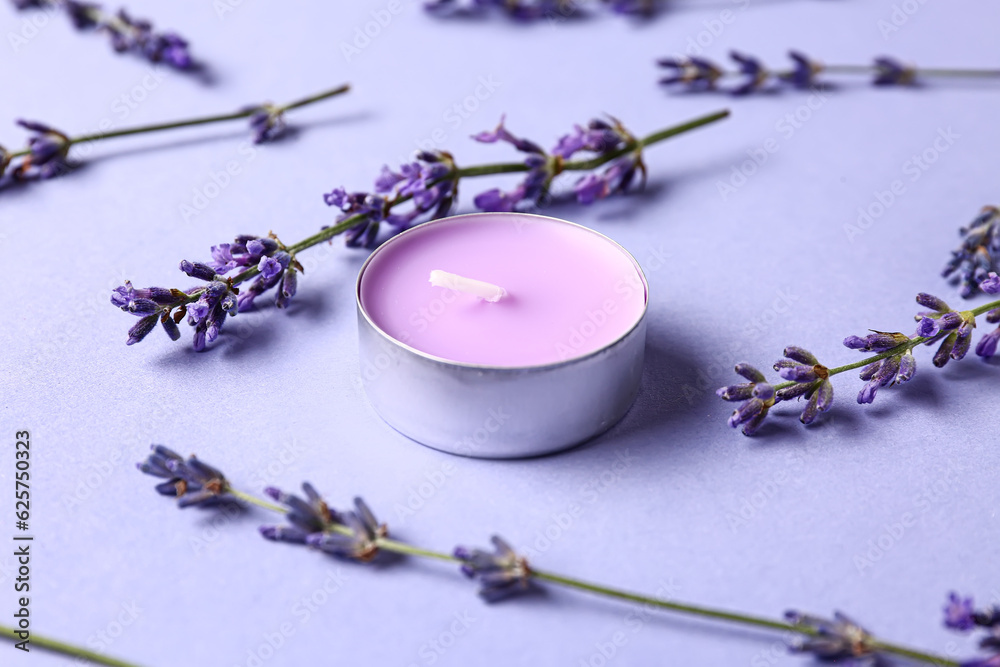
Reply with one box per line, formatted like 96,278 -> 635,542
359,213 -> 647,367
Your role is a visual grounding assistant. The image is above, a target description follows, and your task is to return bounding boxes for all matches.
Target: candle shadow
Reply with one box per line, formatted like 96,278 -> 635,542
573,340 -> 705,451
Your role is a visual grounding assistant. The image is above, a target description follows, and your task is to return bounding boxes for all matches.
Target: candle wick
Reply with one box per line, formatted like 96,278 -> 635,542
429,270 -> 507,303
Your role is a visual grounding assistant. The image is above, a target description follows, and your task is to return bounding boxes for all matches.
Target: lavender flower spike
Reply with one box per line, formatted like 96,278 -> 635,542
10,120 -> 71,180
260,483 -> 342,546
717,363 -> 776,436
873,56 -> 916,86
305,497 -> 387,562
943,207 -> 1000,298
136,445 -> 230,508
729,51 -> 769,96
772,346 -> 833,425
780,50 -> 823,89
657,56 -> 724,92
454,535 -> 533,602
785,610 -> 876,663
13,1 -> 196,70
945,593 -> 978,632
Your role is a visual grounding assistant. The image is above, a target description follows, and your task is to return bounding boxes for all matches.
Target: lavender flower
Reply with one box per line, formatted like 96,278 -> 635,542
717,363 -> 776,436
454,535 -> 533,602
785,610 -> 876,664
600,0 -> 656,15
843,330 -> 910,353
560,117 -> 646,205
111,280 -> 186,345
772,346 -> 833,424
8,120 -> 71,180
13,1 -> 195,69
471,115 -> 552,212
180,275 -> 239,352
136,445 -> 229,508
911,292 -> 977,366
425,0 -> 635,19
946,593 -> 978,632
780,50 -> 822,89
843,329 -> 916,403
943,207 -> 1000,298
324,151 -> 458,248
943,594 -> 1000,667
856,350 -> 916,404
657,57 -> 724,91
247,105 -> 286,144
305,498 -> 387,562
113,234 -> 299,350
873,56 -> 916,86
730,50 -> 769,96
260,483 -> 341,545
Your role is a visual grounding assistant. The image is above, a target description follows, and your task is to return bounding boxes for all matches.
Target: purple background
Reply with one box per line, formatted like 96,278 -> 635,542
2,0 -> 998,665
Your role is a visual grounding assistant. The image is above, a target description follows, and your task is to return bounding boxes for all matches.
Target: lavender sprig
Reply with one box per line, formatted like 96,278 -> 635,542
133,448 -> 961,667
112,109 -> 729,350
425,0 -> 658,19
658,51 -> 1000,95
11,0 -> 195,69
942,593 -> 1000,667
718,277 -> 1000,435
0,84 -> 350,187
943,206 -> 1000,298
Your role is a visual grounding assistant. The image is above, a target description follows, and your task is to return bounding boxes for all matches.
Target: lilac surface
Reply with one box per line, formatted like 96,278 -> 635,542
1,1 -> 998,665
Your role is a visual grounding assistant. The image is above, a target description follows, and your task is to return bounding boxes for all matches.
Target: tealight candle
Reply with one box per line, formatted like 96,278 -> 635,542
356,212 -> 648,458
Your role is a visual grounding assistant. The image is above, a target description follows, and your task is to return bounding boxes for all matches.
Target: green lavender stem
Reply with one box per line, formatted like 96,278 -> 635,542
6,84 -> 351,158
226,486 -> 957,665
771,298 -> 1000,394
0,625 -> 142,667
216,109 -> 729,290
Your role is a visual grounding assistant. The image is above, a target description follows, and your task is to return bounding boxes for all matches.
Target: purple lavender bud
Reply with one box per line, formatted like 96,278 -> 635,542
323,186 -> 350,208
786,611 -> 874,661
783,346 -> 818,365
258,256 -> 283,280
111,286 -> 130,309
781,51 -> 818,89
374,165 -> 406,192
277,270 -> 297,309
951,328 -> 973,361
192,326 -> 207,352
474,188 -> 517,213
716,384 -> 754,401
729,50 -> 767,96
916,317 -> 939,337
775,382 -> 813,401
843,335 -> 867,350
859,361 -> 880,381
773,360 -> 818,383
126,314 -> 157,345
843,331 -> 907,352
981,272 -> 1000,294
916,292 -> 951,312
574,173 -> 609,205
945,593 -> 977,632
933,333 -> 957,368
734,362 -> 766,383
128,298 -> 159,315
160,314 -> 181,341
873,355 -> 901,386
873,56 -> 915,86
179,260 -> 217,281
976,328 -> 1000,358
800,381 -> 833,425
897,352 -> 916,383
